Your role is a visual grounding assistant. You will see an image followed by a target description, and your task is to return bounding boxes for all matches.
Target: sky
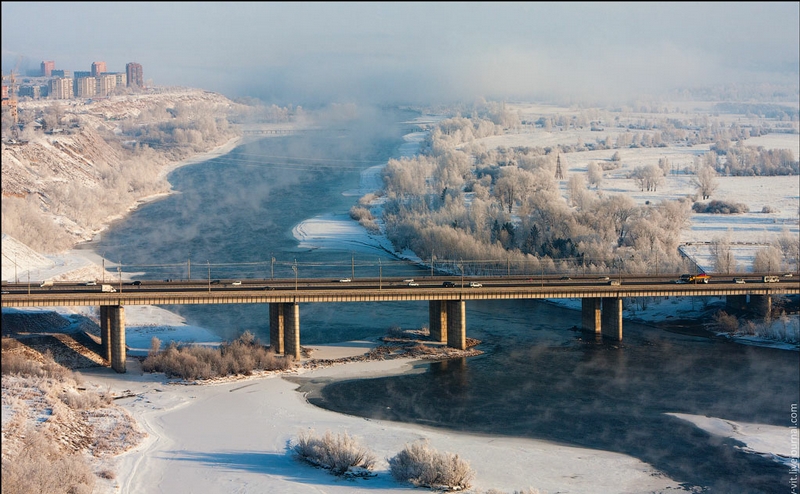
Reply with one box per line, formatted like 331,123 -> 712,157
2,2 -> 799,106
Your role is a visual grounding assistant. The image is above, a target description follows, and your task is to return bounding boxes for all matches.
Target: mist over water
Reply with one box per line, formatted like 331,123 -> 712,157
91,107 -> 799,493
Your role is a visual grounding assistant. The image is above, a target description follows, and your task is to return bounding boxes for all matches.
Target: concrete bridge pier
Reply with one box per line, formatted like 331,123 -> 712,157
446,300 -> 466,350
270,302 -> 300,359
601,297 -> 623,341
428,300 -> 466,349
429,300 -> 447,344
581,298 -> 602,335
100,305 -> 126,373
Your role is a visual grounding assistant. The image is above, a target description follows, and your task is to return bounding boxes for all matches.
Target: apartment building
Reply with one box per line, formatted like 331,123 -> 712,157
74,76 -> 96,98
40,61 -> 55,77
48,77 -> 73,99
91,61 -> 107,77
126,62 -> 143,87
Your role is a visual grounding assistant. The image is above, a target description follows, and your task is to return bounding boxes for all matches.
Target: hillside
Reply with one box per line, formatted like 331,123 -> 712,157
1,88 -> 252,255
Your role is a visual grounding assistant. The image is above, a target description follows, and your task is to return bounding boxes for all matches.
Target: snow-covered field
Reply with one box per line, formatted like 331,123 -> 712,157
2,110 -> 798,493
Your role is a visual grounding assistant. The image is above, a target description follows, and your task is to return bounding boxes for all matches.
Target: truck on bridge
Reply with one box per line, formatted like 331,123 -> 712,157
101,284 -> 117,293
678,273 -> 711,284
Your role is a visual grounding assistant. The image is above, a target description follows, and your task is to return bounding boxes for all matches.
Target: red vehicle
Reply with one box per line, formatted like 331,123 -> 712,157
679,273 -> 711,284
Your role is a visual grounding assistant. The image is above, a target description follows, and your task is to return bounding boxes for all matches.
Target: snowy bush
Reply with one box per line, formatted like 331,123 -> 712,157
142,332 -> 292,380
292,429 -> 376,476
388,439 -> 475,491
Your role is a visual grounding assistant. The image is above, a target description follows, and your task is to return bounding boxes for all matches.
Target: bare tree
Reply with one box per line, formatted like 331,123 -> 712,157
691,165 -> 718,200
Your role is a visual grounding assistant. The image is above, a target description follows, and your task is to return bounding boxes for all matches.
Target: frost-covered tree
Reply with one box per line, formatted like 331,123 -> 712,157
752,245 -> 784,273
711,236 -> 737,274
586,162 -> 603,188
691,165 -> 718,200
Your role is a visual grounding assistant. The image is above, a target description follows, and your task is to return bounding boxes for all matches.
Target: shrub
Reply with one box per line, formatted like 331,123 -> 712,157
292,429 -> 376,476
713,311 -> 739,333
388,439 -> 475,491
1,428 -> 95,494
141,332 -> 293,380
1,350 -> 74,382
692,200 -> 749,214
59,388 -> 113,409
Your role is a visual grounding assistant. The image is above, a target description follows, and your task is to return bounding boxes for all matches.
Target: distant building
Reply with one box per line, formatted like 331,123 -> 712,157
74,71 -> 91,79
96,74 -> 117,96
109,72 -> 127,88
41,60 -> 55,77
51,69 -> 72,78
91,61 -> 106,77
18,85 -> 47,99
74,77 -> 96,98
126,62 -> 143,88
49,77 -> 73,99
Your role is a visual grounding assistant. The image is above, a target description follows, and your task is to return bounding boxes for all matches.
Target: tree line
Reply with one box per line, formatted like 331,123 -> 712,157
372,104 -> 798,276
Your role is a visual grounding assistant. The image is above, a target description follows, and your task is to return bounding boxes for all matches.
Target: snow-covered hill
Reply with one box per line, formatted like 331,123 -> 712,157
1,88 -> 247,255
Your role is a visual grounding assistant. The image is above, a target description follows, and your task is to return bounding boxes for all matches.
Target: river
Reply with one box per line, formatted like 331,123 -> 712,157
91,106 -> 799,493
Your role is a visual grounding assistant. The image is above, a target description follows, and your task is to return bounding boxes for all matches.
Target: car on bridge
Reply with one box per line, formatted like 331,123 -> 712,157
84,281 -> 97,286
469,281 -> 482,288
408,282 -> 419,287
232,281 -> 242,286
442,281 -> 456,288
338,278 -> 352,283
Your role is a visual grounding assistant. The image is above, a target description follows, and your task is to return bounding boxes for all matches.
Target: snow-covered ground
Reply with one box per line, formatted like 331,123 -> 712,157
2,112 -> 798,493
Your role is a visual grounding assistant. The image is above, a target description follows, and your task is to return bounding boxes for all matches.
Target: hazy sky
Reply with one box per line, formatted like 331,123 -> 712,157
2,2 -> 798,106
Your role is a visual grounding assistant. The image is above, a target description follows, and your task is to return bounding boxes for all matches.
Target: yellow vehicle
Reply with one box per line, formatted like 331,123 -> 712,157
679,273 -> 711,284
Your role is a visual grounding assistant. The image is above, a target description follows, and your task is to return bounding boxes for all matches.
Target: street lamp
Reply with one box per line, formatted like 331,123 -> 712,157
292,259 -> 298,292
459,258 -> 464,289
379,259 -> 382,290
271,256 -> 275,280
207,260 -> 211,293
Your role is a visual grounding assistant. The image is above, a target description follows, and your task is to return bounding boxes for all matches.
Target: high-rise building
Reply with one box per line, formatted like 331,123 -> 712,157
49,77 -> 73,99
74,77 -> 96,98
41,61 -> 55,77
126,62 -> 143,88
91,61 -> 107,77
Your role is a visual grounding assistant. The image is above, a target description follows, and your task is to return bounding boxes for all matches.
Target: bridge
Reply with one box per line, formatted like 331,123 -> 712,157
3,273 -> 798,373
